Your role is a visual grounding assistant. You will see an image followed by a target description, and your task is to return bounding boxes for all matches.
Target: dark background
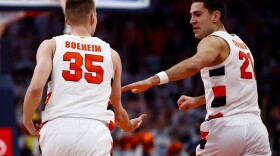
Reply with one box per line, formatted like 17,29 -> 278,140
0,0 -> 279,155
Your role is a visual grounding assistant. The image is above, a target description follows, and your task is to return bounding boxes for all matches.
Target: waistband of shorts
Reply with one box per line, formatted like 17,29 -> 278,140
206,112 -> 261,121
42,117 -> 113,130
43,117 -> 105,125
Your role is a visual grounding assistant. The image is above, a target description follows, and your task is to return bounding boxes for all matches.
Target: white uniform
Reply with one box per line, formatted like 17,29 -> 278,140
39,35 -> 114,156
196,31 -> 271,156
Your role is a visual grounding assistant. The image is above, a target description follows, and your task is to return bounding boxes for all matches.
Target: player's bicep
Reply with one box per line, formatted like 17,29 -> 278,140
193,37 -> 223,68
29,40 -> 54,89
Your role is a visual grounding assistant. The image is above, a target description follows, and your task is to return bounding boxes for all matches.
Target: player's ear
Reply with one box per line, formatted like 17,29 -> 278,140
65,17 -> 70,25
90,12 -> 97,25
94,12 -> 97,24
212,10 -> 221,23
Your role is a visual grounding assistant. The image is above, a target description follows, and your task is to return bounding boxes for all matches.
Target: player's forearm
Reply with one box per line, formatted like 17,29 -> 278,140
147,76 -> 160,86
114,107 -> 132,131
165,58 -> 201,82
195,95 -> 206,107
148,59 -> 200,87
23,87 -> 43,122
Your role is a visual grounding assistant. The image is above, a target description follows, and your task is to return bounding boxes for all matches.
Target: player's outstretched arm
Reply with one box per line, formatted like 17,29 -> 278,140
23,39 -> 55,136
122,36 -> 224,94
177,95 -> 206,110
121,75 -> 160,93
110,48 -> 147,131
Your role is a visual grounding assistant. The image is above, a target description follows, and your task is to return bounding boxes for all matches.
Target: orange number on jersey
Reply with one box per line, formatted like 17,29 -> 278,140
62,52 -> 83,81
239,51 -> 256,79
62,52 -> 104,84
85,54 -> 104,84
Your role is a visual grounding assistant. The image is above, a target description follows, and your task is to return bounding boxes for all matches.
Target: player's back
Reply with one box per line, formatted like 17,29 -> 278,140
41,35 -> 114,123
200,31 -> 260,120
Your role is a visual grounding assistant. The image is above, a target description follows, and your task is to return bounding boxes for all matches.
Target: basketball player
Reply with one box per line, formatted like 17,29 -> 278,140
122,0 -> 271,155
23,0 -> 146,155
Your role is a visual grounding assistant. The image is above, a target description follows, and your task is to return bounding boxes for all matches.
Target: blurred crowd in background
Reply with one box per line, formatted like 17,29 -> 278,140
1,0 -> 279,155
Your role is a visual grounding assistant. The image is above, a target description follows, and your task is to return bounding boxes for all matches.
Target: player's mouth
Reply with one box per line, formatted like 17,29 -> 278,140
193,27 -> 200,33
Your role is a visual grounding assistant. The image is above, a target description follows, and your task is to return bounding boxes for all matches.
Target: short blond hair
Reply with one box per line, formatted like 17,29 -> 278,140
65,0 -> 96,25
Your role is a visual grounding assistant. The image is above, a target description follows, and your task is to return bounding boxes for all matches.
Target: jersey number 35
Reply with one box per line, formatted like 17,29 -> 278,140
62,52 -> 104,84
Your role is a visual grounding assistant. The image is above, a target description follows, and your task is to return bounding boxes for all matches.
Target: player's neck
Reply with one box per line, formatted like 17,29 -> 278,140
214,23 -> 226,33
70,25 -> 92,37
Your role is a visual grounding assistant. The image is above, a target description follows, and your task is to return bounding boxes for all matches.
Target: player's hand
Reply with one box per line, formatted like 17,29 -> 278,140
123,114 -> 147,132
177,95 -> 198,110
23,120 -> 41,136
122,79 -> 152,93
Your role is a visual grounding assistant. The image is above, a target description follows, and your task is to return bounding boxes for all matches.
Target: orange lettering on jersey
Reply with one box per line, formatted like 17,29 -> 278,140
77,43 -> 81,50
81,44 -> 87,51
232,40 -> 248,50
95,45 -> 101,52
65,41 -> 70,48
66,41 -> 102,52
87,45 -> 91,51
71,42 -> 77,49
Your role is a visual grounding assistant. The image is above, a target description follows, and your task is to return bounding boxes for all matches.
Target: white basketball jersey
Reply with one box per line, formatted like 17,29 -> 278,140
200,31 -> 260,120
42,35 -> 114,125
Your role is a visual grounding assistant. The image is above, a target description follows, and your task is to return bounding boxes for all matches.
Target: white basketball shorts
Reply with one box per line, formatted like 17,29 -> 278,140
39,117 -> 113,156
196,113 -> 271,156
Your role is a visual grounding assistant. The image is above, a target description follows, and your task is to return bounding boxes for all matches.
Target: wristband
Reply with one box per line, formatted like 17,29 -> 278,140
155,71 -> 169,85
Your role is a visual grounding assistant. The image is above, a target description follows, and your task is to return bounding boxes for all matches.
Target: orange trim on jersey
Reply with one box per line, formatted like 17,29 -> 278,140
208,113 -> 224,120
108,101 -> 112,107
200,131 -> 209,140
108,120 -> 115,131
44,92 -> 52,105
212,86 -> 226,97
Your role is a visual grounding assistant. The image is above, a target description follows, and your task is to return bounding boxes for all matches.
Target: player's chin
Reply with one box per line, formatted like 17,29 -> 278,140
194,33 -> 204,39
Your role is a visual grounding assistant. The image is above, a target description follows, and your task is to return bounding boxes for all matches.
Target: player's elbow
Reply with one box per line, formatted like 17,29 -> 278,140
28,86 -> 43,96
192,62 -> 202,72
